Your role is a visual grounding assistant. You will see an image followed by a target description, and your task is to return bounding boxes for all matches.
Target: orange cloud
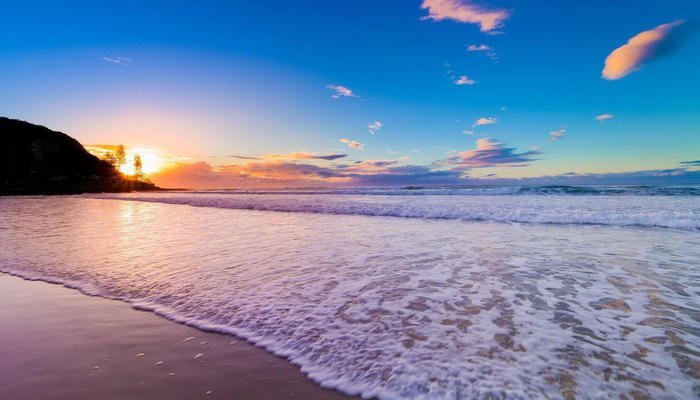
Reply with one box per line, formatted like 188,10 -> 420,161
473,117 -> 497,126
148,156 -> 467,189
340,138 -> 365,150
150,161 -> 352,189
421,0 -> 510,32
602,20 -> 684,80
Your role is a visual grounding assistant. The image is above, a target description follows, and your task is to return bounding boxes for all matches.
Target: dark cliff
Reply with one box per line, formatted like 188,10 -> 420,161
0,117 -> 159,194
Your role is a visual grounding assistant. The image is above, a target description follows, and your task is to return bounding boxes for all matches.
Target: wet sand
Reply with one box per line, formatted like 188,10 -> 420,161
0,274 -> 355,400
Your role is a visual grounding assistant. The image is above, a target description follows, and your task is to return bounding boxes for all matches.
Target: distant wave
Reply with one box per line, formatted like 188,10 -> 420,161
89,191 -> 700,230
194,185 -> 700,196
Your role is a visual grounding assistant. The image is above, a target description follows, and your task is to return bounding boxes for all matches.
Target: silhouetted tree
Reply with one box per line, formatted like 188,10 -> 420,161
115,145 -> 127,170
133,154 -> 143,180
103,151 -> 117,167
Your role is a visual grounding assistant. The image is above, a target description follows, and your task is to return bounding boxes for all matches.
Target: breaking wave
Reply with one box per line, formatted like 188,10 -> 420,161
89,191 -> 700,230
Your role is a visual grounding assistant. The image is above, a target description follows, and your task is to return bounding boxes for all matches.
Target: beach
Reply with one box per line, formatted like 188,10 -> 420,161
1,191 -> 699,399
0,274 -> 354,400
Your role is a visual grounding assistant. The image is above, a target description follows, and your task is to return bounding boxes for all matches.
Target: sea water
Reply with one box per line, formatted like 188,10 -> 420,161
1,186 -> 699,399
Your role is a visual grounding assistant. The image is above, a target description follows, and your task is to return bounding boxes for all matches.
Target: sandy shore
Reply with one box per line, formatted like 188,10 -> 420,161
0,274 -> 356,400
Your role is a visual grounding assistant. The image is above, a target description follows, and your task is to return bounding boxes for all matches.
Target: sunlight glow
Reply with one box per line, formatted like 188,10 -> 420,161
118,148 -> 164,175
85,145 -> 166,176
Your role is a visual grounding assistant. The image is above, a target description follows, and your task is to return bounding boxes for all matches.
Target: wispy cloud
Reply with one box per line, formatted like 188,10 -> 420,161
326,85 -> 359,99
549,128 -> 566,140
467,43 -> 499,60
368,121 -> 383,134
420,0 -> 510,32
230,155 -> 262,160
263,152 -> 347,161
596,114 -> 614,122
473,117 -> 497,126
680,160 -> 700,167
100,56 -> 133,66
454,75 -> 476,85
467,44 -> 491,51
441,138 -> 539,169
462,130 -> 475,135
602,20 -> 684,80
340,138 -> 365,150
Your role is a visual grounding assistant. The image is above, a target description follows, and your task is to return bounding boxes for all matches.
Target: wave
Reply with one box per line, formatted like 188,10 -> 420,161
193,185 -> 700,196
88,192 -> 700,230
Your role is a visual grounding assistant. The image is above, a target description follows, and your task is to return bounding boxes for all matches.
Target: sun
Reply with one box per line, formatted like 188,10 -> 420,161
118,148 -> 165,175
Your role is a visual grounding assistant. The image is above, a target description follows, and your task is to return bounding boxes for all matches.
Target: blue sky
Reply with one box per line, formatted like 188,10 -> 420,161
1,0 -> 699,187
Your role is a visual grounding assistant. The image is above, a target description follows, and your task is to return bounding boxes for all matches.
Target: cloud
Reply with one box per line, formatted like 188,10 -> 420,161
263,152 -> 348,161
602,20 -> 684,80
462,130 -> 475,135
473,117 -> 497,126
549,128 -> 566,140
150,161 -> 350,188
680,160 -> 700,167
467,44 -> 491,51
420,0 -> 510,32
230,155 -> 262,160
368,121 -> 383,134
149,158 -> 466,188
596,114 -> 614,122
454,75 -> 476,85
310,153 -> 348,161
441,138 -> 540,169
100,56 -> 133,66
326,85 -> 359,99
340,138 -> 365,150
467,43 -> 499,60
148,160 -> 700,189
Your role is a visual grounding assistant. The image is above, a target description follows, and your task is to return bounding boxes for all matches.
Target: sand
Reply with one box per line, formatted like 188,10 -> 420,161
0,274 -> 356,400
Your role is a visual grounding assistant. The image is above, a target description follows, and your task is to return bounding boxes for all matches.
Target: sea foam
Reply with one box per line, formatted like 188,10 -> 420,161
88,191 -> 700,230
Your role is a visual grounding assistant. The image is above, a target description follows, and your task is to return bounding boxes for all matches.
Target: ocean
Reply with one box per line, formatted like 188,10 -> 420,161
1,185 -> 699,399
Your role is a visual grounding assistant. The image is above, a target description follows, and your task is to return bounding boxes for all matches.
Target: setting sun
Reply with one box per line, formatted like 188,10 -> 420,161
118,148 -> 164,175
85,145 -> 166,176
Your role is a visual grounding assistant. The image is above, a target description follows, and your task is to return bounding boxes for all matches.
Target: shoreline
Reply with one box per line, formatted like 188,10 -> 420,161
0,273 -> 356,400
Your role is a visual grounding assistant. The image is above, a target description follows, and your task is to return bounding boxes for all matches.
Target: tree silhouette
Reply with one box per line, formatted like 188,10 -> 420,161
115,145 -> 127,170
103,151 -> 117,167
133,154 -> 143,180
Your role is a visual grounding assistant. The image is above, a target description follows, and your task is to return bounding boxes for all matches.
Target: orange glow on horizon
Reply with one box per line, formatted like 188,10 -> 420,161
85,145 -> 167,176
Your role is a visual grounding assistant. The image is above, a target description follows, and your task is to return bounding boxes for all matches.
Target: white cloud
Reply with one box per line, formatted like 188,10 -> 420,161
454,75 -> 476,85
467,44 -> 491,51
549,128 -> 566,141
420,0 -> 510,32
340,138 -> 365,150
462,130 -> 476,135
596,114 -> 614,122
473,117 -> 497,126
326,85 -> 359,99
368,121 -> 383,134
100,56 -> 133,66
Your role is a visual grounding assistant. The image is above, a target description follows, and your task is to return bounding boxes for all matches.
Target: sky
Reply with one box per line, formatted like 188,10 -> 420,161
1,0 -> 699,188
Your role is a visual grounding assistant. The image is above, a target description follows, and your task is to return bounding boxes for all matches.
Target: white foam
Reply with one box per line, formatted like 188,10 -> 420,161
88,192 -> 700,230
